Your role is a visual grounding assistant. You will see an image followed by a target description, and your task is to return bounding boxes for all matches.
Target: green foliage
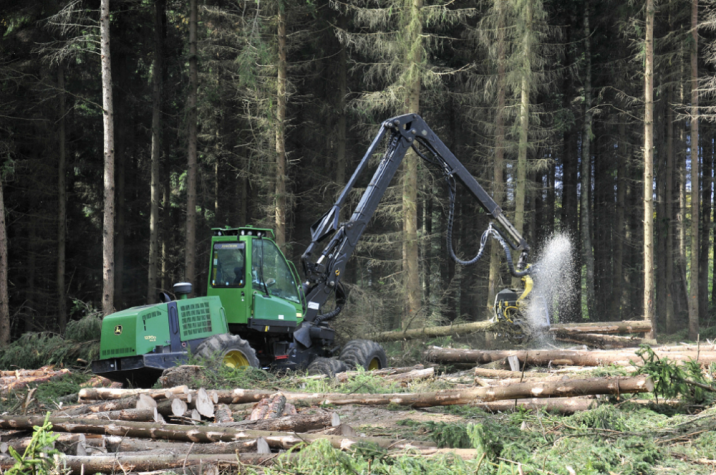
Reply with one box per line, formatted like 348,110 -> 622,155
64,314 -> 102,342
6,413 -> 61,475
564,403 -> 627,431
634,344 -> 713,402
0,332 -> 99,371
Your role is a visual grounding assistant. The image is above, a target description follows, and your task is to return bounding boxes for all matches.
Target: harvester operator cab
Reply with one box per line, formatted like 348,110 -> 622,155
211,242 -> 246,288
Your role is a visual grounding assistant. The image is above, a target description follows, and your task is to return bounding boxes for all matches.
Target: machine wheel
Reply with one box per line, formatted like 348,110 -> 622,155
195,333 -> 260,369
306,357 -> 348,377
339,339 -> 387,371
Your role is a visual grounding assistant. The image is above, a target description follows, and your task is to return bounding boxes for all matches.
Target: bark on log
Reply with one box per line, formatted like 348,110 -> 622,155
0,453 -> 287,472
370,320 -> 652,342
0,416 -> 433,450
218,412 -> 338,432
382,368 -> 434,383
473,397 -> 597,414
54,396 -> 140,417
214,404 -> 233,424
554,332 -> 647,348
78,386 -> 188,402
474,367 -> 556,379
1,433 -> 89,456
426,347 -> 716,366
83,408 -> 158,423
103,436 -> 260,454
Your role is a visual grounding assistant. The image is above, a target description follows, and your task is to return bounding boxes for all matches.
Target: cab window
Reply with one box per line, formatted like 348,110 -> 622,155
211,242 -> 246,288
252,239 -> 300,303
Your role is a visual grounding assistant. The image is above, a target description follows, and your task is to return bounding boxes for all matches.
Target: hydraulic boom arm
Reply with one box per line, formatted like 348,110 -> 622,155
296,114 -> 531,346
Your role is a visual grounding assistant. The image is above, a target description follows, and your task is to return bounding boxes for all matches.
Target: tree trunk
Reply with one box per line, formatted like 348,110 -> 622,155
83,408 -> 159,423
0,168 -> 8,344
425,346 -> 716,366
275,2 -> 287,250
184,0 -> 198,292
402,0 -> 422,328
643,0 -> 656,339
57,65 -> 67,331
55,396 -> 144,417
581,1 -> 596,318
488,0 -> 507,309
513,0 -> 532,287
611,121 -> 627,321
666,84 -> 677,332
78,385 -> 188,402
100,0 -> 115,316
700,127 -> 712,320
148,0 -> 165,303
689,0 -> 700,340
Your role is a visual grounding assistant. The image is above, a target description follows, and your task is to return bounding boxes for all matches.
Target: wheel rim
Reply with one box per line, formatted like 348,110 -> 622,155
368,357 -> 381,371
223,350 -> 250,368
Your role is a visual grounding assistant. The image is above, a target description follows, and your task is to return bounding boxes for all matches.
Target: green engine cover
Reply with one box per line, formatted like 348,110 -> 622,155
98,297 -> 228,360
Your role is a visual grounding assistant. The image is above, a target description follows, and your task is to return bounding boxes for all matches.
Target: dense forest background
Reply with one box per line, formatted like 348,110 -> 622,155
0,0 -> 714,345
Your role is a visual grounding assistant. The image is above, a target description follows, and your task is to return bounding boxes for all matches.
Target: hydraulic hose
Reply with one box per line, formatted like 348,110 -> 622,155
412,142 -> 532,278
314,282 -> 346,325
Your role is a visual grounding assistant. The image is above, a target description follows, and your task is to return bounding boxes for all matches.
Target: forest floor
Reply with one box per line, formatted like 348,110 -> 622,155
0,341 -> 714,475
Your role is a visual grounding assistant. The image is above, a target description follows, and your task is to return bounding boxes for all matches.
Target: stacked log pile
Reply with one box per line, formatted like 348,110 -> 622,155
0,366 -> 72,394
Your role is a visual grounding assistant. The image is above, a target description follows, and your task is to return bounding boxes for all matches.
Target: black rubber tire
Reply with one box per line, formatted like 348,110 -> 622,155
306,357 -> 348,377
339,339 -> 387,371
195,333 -> 260,368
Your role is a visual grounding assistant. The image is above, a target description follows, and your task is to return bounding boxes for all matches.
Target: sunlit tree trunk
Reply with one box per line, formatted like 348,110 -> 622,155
487,0 -> 506,310
512,0 -> 532,288
185,0 -> 198,292
402,0 -> 422,328
275,1 -> 287,250
666,84 -> 677,332
581,1 -> 596,319
100,0 -> 115,316
148,0 -> 165,303
57,65 -> 67,331
688,0 -> 699,340
643,0 -> 656,339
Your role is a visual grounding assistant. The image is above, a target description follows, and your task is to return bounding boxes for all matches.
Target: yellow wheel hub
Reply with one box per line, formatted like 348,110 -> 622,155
223,350 -> 250,368
368,357 -> 381,371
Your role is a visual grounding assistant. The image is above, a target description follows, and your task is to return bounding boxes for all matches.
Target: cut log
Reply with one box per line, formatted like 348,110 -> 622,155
78,385 -> 188,402
370,320 -> 652,342
145,376 -> 649,407
214,404 -> 233,424
549,320 -> 652,334
382,368 -> 434,383
136,394 -> 158,410
195,388 -> 214,418
54,396 -> 141,417
474,367 -> 555,379
554,332 -> 647,348
1,433 -> 89,456
84,408 -> 158,423
248,397 -> 270,420
425,347 -> 716,366
0,453 -> 287,472
264,394 -> 286,419
190,409 -> 201,421
218,412 -> 337,432
103,435 -> 260,454
473,397 -> 597,414
156,398 -> 189,418
0,416 -> 434,450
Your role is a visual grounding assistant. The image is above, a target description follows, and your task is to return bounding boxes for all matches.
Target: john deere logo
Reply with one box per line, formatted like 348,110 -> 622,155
114,325 -> 123,335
